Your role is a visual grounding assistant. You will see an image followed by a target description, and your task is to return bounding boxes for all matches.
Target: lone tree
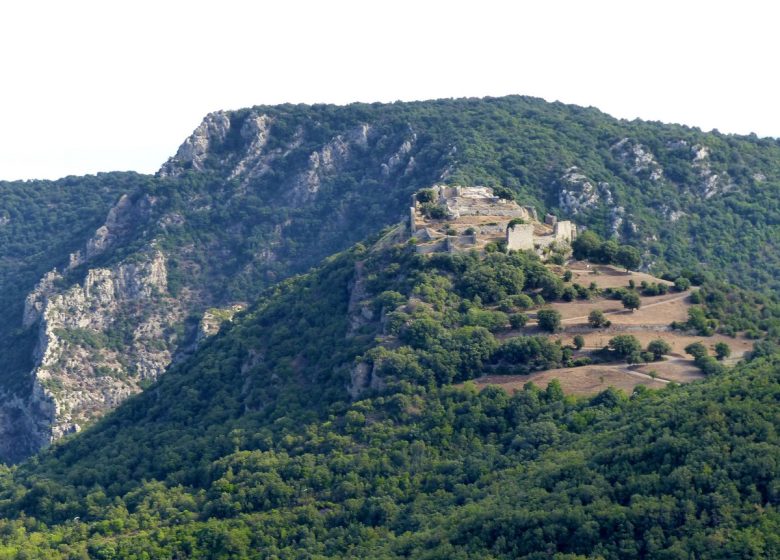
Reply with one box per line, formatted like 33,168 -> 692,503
616,245 -> 641,272
647,339 -> 672,361
609,334 -> 642,359
588,309 -> 609,328
715,342 -> 731,361
684,342 -> 708,360
621,291 -> 641,312
573,334 -> 585,350
537,309 -> 562,333
674,276 -> 691,292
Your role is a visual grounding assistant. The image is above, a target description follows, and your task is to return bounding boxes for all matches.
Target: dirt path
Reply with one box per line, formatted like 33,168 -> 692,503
560,292 -> 691,323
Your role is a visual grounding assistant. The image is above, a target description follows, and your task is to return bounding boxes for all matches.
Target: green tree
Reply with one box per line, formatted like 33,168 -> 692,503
647,339 -> 672,360
609,334 -> 642,358
509,313 -> 528,329
588,309 -> 608,328
621,291 -> 641,312
573,335 -> 585,350
616,245 -> 641,272
599,240 -> 619,264
684,342 -> 708,359
674,277 -> 692,292
572,230 -> 602,260
537,309 -> 562,333
715,342 -> 731,361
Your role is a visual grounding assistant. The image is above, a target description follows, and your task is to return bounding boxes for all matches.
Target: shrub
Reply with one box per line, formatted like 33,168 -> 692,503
621,292 -> 641,311
588,310 -> 608,328
537,309 -> 562,333
647,339 -> 672,360
609,335 -> 642,358
715,342 -> 731,360
674,277 -> 691,291
509,313 -> 528,329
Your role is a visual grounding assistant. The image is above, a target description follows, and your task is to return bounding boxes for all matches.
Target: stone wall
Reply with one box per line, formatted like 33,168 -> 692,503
506,224 -> 535,251
553,220 -> 577,242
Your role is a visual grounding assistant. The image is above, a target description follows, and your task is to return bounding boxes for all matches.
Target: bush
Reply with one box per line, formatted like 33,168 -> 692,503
509,313 -> 528,329
500,294 -> 534,311
684,342 -> 708,359
588,310 -> 608,328
715,342 -> 731,360
647,339 -> 672,360
674,277 -> 691,292
609,335 -> 642,358
464,308 -> 509,332
621,292 -> 641,311
416,189 -> 435,203
537,309 -> 562,333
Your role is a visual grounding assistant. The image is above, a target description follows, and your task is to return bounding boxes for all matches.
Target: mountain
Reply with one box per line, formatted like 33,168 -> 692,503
2,95 -> 780,462
0,222 -> 777,557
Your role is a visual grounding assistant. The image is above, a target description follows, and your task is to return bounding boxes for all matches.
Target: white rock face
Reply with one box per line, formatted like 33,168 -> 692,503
382,133 -> 417,177
558,167 -> 613,215
159,111 -> 232,176
690,144 -> 733,199
558,167 -> 630,237
228,114 -> 273,180
290,125 -> 367,204
611,138 -> 663,181
26,250 -> 182,442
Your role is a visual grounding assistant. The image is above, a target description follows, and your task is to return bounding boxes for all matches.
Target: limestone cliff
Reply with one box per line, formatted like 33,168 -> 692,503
10,247 -> 184,453
0,107 -> 442,462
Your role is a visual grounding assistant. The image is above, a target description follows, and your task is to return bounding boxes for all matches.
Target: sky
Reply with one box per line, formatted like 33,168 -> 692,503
1,0 -> 778,181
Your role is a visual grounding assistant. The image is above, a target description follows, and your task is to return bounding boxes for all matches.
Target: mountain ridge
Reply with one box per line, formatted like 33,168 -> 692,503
1,94 -> 779,461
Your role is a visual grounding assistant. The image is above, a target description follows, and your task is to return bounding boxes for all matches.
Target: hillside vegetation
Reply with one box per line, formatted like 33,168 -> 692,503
0,230 -> 778,557
3,96 -> 780,461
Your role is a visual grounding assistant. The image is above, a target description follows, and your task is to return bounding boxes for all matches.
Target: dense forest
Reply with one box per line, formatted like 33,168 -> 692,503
0,232 -> 776,557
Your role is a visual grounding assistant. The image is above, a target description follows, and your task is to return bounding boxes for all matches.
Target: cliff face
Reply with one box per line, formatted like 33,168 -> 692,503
0,106 -> 444,462
4,188 -> 185,460
27,251 -> 178,441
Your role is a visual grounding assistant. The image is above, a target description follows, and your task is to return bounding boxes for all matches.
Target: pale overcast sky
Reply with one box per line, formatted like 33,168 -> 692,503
1,0 -> 778,180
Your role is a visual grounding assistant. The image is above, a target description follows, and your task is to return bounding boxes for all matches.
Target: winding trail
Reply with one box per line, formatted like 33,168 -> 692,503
560,292 -> 691,324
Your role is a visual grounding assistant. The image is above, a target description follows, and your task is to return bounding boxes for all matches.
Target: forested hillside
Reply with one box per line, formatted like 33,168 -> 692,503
0,231 -> 778,558
2,95 -> 780,463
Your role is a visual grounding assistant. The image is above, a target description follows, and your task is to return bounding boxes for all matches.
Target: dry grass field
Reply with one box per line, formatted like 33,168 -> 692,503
471,364 -> 668,396
479,261 -> 754,397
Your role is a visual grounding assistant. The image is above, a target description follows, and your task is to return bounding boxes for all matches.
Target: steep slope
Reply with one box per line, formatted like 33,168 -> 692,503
0,232 -> 778,558
4,95 -> 780,461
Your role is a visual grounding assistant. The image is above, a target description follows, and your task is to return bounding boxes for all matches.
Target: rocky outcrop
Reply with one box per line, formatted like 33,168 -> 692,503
690,144 -> 734,199
289,125 -> 371,204
381,132 -> 417,177
1,108 -> 445,462
25,250 -> 182,442
558,167 -> 610,215
346,261 -> 374,337
611,138 -> 663,181
557,167 -> 631,237
197,304 -> 246,342
159,111 -> 232,176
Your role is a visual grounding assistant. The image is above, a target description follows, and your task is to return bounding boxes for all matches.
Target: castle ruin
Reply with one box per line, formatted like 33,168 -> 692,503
409,185 -> 576,255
